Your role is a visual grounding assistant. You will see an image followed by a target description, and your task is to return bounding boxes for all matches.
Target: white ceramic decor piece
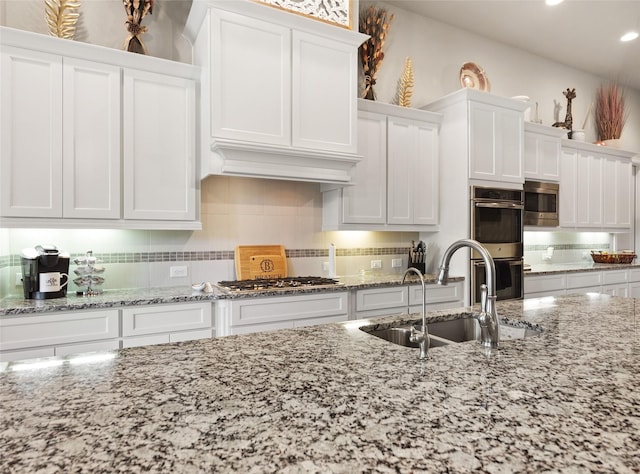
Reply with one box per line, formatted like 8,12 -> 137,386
257,0 -> 351,28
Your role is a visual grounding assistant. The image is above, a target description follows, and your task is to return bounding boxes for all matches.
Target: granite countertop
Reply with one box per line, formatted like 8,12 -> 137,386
0,273 -> 462,316
1,294 -> 638,472
526,261 -> 640,275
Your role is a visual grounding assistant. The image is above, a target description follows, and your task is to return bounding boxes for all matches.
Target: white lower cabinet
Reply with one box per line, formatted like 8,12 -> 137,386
525,268 -> 640,299
353,282 -> 464,320
0,309 -> 119,362
524,273 -> 567,299
216,292 -> 349,336
121,302 -> 213,348
629,269 -> 640,298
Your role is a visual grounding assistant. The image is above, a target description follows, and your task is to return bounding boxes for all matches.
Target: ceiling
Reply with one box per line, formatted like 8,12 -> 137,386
385,1 -> 640,92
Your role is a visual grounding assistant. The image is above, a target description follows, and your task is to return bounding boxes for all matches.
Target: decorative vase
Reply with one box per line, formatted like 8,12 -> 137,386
123,0 -> 153,55
602,138 -> 621,148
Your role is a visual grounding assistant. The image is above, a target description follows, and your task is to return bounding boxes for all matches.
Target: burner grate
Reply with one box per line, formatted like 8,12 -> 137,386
217,276 -> 340,291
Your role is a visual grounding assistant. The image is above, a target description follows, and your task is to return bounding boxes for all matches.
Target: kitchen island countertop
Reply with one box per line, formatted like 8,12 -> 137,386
1,294 -> 638,472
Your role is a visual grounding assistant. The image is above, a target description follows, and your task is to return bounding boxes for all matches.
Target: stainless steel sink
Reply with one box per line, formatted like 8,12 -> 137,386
363,318 -> 541,349
367,326 -> 453,348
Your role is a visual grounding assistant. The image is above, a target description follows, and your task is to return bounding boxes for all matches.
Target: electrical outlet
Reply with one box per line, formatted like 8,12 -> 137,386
391,258 -> 402,268
16,272 -> 23,286
170,266 -> 188,278
322,261 -> 329,271
371,259 -> 382,269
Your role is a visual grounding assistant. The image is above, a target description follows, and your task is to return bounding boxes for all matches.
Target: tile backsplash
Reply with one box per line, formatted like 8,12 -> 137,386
523,231 -> 612,265
0,176 -> 418,298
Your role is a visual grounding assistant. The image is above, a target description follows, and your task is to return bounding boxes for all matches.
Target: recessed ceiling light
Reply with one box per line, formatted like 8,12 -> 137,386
620,31 -> 639,42
545,0 -> 564,5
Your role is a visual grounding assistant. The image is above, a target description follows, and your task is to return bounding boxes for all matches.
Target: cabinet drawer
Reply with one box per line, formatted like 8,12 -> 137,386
524,274 -> 566,295
410,282 -> 464,306
169,328 -> 213,343
356,287 -> 407,312
121,302 -> 212,337
602,270 -> 628,285
629,268 -> 640,283
54,339 -> 120,357
122,334 -> 170,348
566,272 -> 602,289
0,309 -> 119,351
0,347 -> 55,363
230,292 -> 348,326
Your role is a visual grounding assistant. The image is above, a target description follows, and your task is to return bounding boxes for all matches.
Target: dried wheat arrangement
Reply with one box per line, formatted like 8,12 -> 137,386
393,57 -> 414,107
123,0 -> 154,54
45,0 -> 81,40
359,5 -> 393,100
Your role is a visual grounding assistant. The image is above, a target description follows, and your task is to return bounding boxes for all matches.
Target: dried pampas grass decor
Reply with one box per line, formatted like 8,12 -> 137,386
45,0 -> 81,40
595,82 -> 628,141
393,57 -> 414,107
359,5 -> 393,100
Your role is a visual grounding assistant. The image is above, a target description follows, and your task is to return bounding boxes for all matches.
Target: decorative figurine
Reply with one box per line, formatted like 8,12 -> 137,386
552,88 -> 576,138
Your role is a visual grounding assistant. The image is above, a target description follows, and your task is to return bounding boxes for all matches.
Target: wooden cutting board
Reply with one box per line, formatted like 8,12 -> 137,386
235,245 -> 287,280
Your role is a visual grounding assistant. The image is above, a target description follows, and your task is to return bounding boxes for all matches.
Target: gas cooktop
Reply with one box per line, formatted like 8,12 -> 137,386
217,276 -> 340,291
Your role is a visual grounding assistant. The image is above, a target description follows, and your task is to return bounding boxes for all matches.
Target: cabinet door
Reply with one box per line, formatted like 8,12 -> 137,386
0,310 -> 119,351
210,9 -> 291,146
388,116 -> 439,225
62,58 -> 121,218
121,303 -> 212,337
292,31 -> 357,154
123,69 -> 196,221
602,155 -> 632,228
468,102 -> 523,183
576,151 -> 602,227
524,131 -> 561,181
1,47 -> 63,217
341,111 -> 386,224
559,148 -> 578,227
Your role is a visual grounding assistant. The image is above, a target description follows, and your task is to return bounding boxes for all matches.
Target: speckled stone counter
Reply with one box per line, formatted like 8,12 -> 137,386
1,294 -> 638,472
526,261 -> 640,275
0,273 -> 463,316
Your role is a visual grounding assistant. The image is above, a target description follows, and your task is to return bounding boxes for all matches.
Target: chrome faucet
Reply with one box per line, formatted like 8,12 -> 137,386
402,267 -> 429,359
436,239 -> 500,348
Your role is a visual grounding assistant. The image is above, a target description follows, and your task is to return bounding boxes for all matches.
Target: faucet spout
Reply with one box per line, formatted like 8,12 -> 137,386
402,267 -> 429,359
436,239 -> 500,348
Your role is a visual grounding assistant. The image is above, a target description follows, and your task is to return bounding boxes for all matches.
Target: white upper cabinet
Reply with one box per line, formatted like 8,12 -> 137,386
63,58 -> 121,219
0,27 -> 200,229
209,10 -> 291,146
559,140 -> 633,230
123,69 -> 196,221
322,100 -> 442,231
524,122 -> 567,182
1,47 -> 63,218
421,88 -> 529,185
184,0 -> 367,184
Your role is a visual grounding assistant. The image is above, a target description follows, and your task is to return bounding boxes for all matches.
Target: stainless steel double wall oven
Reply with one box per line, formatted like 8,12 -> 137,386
470,186 -> 524,303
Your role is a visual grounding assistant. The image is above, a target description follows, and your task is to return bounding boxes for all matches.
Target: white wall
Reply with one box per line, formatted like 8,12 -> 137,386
367,1 -> 640,153
0,0 -> 193,63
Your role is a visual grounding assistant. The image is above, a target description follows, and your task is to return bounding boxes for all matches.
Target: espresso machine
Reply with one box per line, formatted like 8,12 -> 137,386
21,245 -> 70,299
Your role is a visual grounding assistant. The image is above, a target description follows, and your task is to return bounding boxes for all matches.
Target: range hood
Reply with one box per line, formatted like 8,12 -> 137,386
185,0 -> 367,186
202,139 -> 362,184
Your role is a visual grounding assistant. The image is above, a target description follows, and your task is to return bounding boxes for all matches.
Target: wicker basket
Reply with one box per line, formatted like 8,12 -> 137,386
590,251 -> 637,264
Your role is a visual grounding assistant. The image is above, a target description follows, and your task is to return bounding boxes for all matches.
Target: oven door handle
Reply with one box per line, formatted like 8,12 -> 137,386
474,202 -> 524,210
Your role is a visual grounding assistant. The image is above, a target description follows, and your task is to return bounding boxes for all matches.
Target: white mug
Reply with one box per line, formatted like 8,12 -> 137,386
39,272 -> 69,292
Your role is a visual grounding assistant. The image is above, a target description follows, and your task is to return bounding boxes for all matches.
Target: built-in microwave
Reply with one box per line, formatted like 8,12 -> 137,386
523,181 -> 559,227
